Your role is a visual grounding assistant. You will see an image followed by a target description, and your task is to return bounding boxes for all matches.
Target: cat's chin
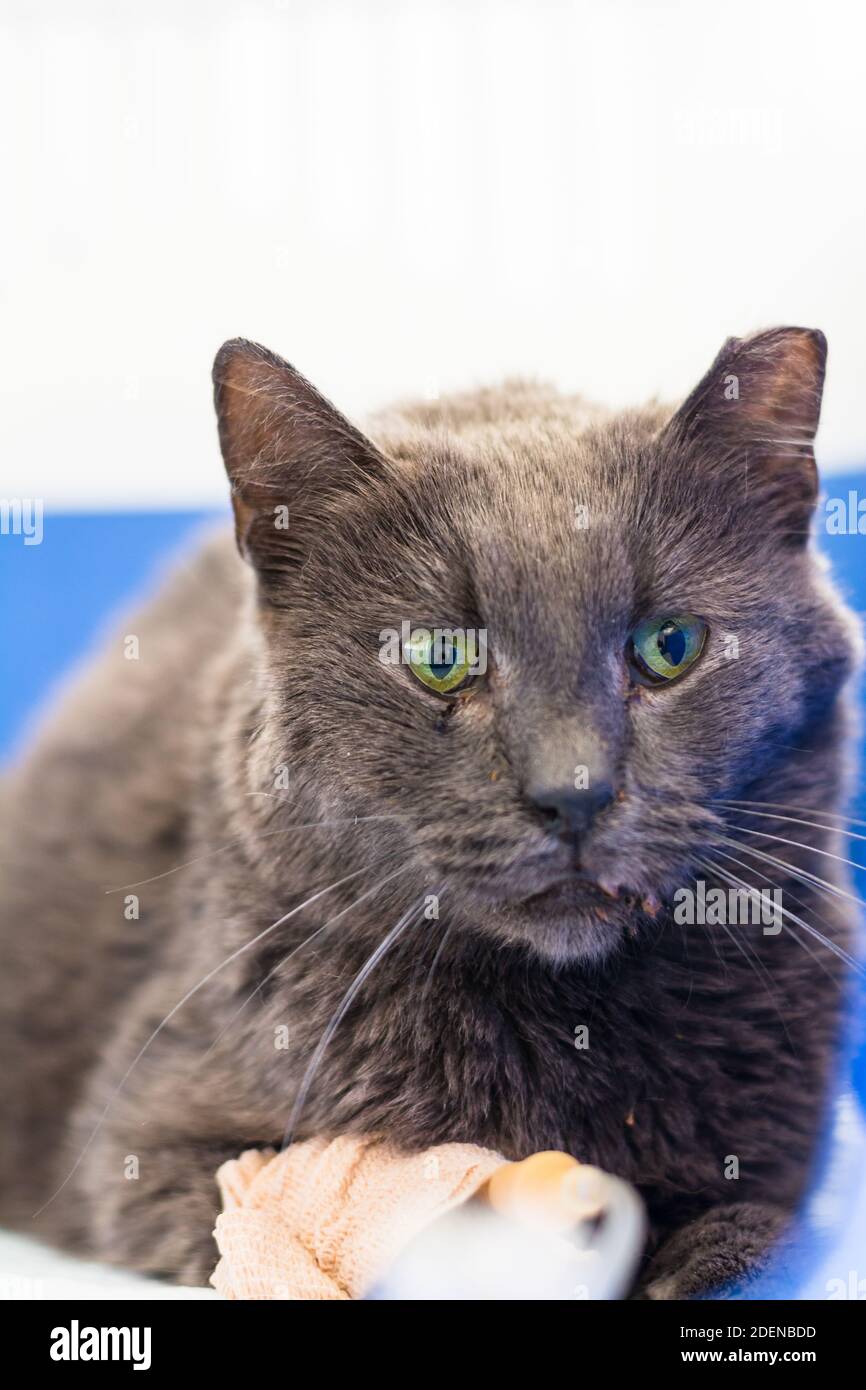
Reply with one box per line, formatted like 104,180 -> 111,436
493,910 -> 625,967
478,879 -> 637,966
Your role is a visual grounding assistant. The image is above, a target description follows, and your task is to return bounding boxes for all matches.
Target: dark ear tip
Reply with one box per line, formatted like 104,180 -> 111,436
787,325 -> 827,356
803,326 -> 828,369
765,325 -> 828,372
787,327 -> 828,391
212,338 -> 292,389
213,338 -> 254,386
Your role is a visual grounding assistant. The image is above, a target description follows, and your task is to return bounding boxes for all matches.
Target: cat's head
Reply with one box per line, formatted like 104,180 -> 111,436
213,329 -> 855,965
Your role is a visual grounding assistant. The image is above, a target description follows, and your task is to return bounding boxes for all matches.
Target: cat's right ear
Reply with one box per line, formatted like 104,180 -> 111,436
213,339 -> 390,586
658,327 -> 827,545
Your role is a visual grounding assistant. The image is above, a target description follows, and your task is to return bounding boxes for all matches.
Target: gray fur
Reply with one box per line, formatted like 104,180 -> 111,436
0,328 -> 858,1296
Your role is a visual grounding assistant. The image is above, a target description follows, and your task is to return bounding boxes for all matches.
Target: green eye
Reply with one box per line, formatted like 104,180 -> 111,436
405,629 -> 475,696
629,614 -> 707,685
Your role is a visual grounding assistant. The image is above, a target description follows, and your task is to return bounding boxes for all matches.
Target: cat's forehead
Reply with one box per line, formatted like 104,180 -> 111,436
419,413 -> 657,530
381,413 -> 755,632
395,422 -> 650,631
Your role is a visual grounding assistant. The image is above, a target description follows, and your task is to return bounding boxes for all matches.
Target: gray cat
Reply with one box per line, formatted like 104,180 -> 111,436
0,327 -> 859,1296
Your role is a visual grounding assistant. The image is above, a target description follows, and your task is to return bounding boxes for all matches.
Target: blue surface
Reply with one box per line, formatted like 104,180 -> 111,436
1,491 -> 865,1296
0,510 -> 225,762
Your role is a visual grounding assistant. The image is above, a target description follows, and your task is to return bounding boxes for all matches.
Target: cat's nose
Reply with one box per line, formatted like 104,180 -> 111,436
527,780 -> 616,842
521,713 -> 620,844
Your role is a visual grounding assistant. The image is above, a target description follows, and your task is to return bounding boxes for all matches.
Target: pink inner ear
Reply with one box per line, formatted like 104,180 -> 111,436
736,331 -> 826,439
213,338 -> 393,583
658,328 -> 826,547
665,327 -> 827,458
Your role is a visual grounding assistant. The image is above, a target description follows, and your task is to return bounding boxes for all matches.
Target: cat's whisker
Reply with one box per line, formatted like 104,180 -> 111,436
244,796 -> 408,812
104,815 -> 406,894
708,847 -> 841,987
710,839 -> 842,940
717,806 -> 866,845
716,826 -> 866,916
416,918 -> 452,1020
718,798 -> 866,833
704,852 -> 864,977
32,864 -> 377,1219
282,896 -> 428,1150
197,865 -> 405,1064
714,833 -> 857,909
724,823 -> 866,879
679,868 -> 727,975
693,859 -> 796,1046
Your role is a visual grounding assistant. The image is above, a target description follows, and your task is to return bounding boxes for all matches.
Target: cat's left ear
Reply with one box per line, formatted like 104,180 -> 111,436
213,338 -> 391,587
659,327 -> 827,544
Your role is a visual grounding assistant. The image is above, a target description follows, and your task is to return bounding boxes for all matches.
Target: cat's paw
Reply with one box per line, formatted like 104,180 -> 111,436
637,1202 -> 793,1300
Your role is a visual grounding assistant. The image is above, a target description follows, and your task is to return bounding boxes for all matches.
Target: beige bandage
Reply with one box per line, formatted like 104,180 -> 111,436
210,1135 -> 504,1300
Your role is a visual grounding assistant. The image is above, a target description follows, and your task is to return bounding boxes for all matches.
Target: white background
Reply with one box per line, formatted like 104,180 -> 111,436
3,0 -> 865,508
